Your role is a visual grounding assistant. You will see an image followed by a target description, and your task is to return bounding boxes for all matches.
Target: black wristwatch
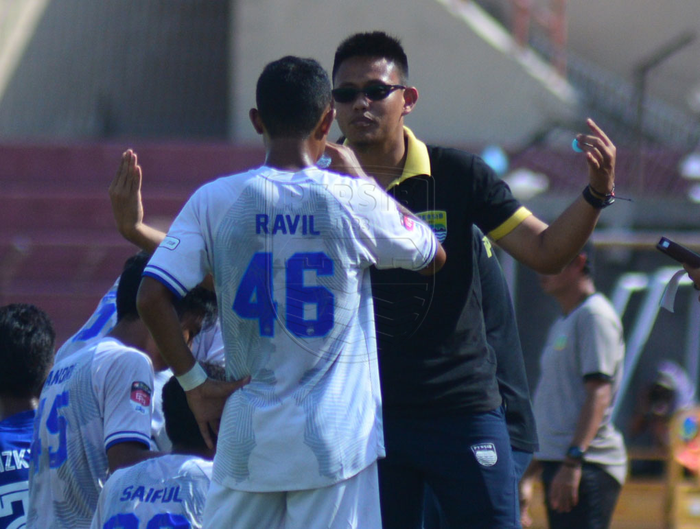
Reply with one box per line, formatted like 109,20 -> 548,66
564,445 -> 585,466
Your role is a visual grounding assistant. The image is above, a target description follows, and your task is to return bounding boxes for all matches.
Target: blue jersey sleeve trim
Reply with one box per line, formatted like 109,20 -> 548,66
143,265 -> 189,296
142,269 -> 186,299
105,430 -> 152,451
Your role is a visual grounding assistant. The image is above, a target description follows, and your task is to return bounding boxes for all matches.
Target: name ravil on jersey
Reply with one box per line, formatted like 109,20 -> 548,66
120,485 -> 184,504
0,450 -> 30,473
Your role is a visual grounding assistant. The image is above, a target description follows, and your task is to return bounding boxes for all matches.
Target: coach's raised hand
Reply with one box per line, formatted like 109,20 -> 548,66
576,118 -> 616,196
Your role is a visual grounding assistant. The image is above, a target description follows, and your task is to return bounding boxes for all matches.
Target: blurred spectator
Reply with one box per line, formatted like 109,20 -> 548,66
521,243 -> 627,528
628,360 -> 696,476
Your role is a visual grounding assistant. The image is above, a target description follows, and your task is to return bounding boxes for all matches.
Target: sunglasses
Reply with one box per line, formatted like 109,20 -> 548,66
331,84 -> 406,104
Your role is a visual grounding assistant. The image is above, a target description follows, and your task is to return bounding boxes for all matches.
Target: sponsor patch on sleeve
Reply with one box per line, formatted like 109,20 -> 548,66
160,236 -> 180,250
400,214 -> 415,231
130,381 -> 152,414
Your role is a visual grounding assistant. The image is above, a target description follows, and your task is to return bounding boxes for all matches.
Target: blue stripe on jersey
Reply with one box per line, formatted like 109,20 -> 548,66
105,432 -> 152,451
142,268 -> 187,299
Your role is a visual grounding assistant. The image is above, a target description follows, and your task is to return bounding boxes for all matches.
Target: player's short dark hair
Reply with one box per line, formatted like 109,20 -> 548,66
174,286 -> 218,341
256,56 -> 332,139
162,363 -> 226,452
117,252 -> 151,322
333,31 -> 409,83
118,252 -> 218,331
0,304 -> 55,398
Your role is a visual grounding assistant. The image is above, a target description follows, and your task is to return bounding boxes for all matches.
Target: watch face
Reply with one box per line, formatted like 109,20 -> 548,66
567,446 -> 584,460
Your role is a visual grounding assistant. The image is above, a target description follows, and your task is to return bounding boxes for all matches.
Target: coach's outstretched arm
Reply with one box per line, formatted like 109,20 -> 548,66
137,277 -> 249,449
497,119 -> 616,274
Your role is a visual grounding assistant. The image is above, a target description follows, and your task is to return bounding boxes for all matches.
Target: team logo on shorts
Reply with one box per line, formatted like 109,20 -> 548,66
471,443 -> 498,467
417,210 -> 447,243
130,381 -> 152,414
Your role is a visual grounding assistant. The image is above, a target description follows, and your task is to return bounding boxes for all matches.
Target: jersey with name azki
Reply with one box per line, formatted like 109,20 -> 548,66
145,165 -> 438,492
0,410 -> 34,529
90,454 -> 212,529
27,337 -> 154,529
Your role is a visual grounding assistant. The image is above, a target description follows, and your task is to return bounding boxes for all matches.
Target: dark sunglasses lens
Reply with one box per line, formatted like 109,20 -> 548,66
364,85 -> 393,100
332,88 -> 358,103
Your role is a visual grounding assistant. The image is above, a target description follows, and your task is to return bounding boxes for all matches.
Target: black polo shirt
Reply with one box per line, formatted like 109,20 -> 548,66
371,128 -> 531,418
473,227 -> 539,452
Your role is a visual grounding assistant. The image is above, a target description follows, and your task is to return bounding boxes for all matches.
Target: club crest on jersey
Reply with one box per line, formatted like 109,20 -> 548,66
471,443 -> 498,467
417,210 -> 447,243
130,381 -> 152,414
400,214 -> 415,231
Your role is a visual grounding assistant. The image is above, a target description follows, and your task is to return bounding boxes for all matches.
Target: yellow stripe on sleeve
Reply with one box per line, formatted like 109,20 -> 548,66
487,207 -> 532,241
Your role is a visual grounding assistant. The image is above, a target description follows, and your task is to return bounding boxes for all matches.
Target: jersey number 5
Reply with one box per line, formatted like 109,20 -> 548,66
31,391 -> 70,471
233,252 -> 335,338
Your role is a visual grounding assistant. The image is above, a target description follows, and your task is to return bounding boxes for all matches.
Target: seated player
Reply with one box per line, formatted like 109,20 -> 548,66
90,363 -> 224,529
27,253 -> 222,528
0,304 -> 55,529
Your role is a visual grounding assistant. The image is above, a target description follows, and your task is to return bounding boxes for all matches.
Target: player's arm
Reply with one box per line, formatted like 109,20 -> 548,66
106,441 -> 159,473
497,119 -> 615,274
137,278 -> 249,449
417,238 -> 446,276
110,150 -> 167,254
548,378 -> 612,513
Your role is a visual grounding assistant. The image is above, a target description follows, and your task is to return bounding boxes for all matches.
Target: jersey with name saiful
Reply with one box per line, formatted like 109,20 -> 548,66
145,166 -> 438,492
90,454 -> 212,529
27,338 -> 154,529
0,410 -> 34,529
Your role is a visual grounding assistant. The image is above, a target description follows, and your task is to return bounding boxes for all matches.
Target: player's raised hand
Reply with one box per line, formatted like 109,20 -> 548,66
110,150 -> 145,241
575,118 -> 616,195
109,149 -> 166,253
322,143 -> 374,182
186,376 -> 250,450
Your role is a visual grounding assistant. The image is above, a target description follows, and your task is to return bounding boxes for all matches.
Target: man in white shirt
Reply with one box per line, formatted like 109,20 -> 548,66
27,253 -> 221,528
91,364 -> 223,529
137,55 -> 445,528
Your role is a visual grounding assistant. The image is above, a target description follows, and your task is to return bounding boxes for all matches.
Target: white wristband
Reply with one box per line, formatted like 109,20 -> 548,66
176,362 -> 208,391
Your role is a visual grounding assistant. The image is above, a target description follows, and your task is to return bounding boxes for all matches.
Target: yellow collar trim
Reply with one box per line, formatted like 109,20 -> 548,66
389,127 -> 431,190
342,126 -> 431,190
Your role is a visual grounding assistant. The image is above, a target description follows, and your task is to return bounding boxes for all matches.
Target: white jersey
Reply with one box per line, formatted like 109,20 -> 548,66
90,454 -> 212,529
54,277 -> 225,451
55,280 -> 225,366
27,338 -> 155,528
146,166 -> 438,492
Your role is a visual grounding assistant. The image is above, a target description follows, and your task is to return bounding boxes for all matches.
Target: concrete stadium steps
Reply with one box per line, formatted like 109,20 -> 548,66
0,192 -> 186,233
0,142 -> 265,344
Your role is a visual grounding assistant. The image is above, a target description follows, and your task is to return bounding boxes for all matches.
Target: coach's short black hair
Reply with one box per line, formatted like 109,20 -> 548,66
256,56 -> 332,139
117,252 -> 151,322
0,304 -> 55,398
162,363 -> 226,453
333,31 -> 409,83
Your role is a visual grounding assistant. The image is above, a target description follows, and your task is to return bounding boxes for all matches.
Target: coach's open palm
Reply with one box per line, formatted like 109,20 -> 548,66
186,376 -> 250,450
